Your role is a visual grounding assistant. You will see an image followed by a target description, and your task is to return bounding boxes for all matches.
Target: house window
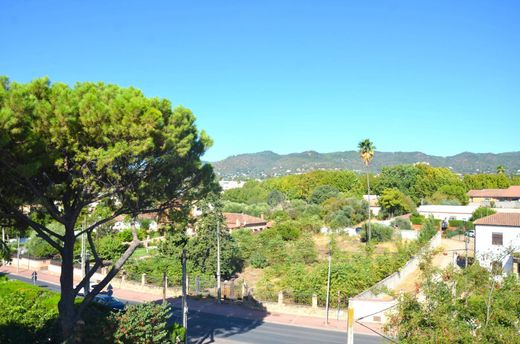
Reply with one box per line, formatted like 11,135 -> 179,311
492,233 -> 503,246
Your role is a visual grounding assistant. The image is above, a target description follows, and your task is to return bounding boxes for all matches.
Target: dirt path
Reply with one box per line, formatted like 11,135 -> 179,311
392,236 -> 472,293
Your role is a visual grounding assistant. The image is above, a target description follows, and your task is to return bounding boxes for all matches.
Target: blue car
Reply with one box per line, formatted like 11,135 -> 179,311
92,293 -> 126,311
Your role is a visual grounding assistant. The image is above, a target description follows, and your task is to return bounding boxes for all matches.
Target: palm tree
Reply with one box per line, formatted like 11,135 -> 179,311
358,139 -> 376,242
496,165 -> 506,175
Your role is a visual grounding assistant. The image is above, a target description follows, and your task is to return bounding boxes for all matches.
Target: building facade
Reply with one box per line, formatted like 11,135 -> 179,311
474,213 -> 520,274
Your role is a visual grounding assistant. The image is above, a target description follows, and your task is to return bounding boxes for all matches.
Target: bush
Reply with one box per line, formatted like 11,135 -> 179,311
418,218 -> 437,243
111,303 -> 184,344
360,223 -> 394,242
470,207 -> 496,221
25,235 -> 59,258
96,236 -> 127,262
446,228 -> 465,238
410,214 -> 424,225
448,219 -> 465,228
391,217 -> 412,230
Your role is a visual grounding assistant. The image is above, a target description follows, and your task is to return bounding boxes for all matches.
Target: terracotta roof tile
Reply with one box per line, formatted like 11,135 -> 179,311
223,212 -> 268,229
468,186 -> 520,198
474,213 -> 520,227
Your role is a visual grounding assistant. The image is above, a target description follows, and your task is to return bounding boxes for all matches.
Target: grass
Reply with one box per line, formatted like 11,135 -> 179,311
132,247 -> 157,259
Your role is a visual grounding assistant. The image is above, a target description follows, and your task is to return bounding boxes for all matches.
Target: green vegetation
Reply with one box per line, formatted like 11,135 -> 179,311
378,188 -> 416,218
0,275 -> 185,343
387,263 -> 520,343
0,76 -> 215,339
0,275 -> 60,343
360,223 -> 394,243
470,207 -> 496,221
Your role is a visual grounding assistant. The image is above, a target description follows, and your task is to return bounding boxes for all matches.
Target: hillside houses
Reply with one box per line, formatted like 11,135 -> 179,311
224,213 -> 271,232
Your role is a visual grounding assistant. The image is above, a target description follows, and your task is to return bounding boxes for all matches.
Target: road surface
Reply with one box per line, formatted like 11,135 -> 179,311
5,273 -> 386,344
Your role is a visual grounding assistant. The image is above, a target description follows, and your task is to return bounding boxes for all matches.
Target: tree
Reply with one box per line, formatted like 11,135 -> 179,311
378,188 -> 416,219
308,185 -> 339,204
386,264 -> 520,343
358,139 -> 375,242
187,193 -> 243,279
0,77 -> 215,339
373,164 -> 421,202
267,189 -> 285,207
470,207 -> 496,221
496,165 -> 506,174
428,184 -> 469,205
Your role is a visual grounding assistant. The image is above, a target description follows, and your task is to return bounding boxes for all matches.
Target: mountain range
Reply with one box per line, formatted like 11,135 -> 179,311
211,151 -> 520,179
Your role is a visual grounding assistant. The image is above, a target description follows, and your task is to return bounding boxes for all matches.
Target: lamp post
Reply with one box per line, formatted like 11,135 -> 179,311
325,228 -> 332,324
216,222 -> 221,304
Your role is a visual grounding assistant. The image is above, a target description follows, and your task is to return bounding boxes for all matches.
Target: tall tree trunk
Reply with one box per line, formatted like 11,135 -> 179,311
58,226 -> 78,341
366,168 -> 371,242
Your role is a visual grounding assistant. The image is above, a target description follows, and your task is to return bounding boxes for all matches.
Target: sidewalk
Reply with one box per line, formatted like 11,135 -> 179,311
0,264 -> 380,336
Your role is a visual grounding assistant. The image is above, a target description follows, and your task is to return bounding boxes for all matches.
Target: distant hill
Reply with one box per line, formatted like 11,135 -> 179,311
211,150 -> 520,179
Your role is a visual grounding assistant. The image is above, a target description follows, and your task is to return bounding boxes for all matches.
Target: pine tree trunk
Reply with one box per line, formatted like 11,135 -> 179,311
58,227 -> 78,341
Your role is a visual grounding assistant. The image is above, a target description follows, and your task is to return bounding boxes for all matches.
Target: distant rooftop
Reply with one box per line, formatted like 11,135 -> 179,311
468,186 -> 520,198
474,213 -> 520,227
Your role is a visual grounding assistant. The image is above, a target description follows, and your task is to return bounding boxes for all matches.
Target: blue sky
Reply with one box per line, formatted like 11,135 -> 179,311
1,1 -> 519,161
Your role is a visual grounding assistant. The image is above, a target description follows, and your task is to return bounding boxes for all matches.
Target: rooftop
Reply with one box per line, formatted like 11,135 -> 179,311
223,212 -> 269,229
468,185 -> 520,198
474,213 -> 520,227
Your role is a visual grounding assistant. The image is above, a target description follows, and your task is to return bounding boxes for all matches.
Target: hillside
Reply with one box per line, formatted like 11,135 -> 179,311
212,150 -> 520,179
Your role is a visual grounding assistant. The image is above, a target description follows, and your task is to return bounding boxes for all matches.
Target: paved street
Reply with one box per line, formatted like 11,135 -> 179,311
4,272 -> 386,344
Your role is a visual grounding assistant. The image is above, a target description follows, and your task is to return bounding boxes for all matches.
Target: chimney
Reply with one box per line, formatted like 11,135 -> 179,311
260,213 -> 264,220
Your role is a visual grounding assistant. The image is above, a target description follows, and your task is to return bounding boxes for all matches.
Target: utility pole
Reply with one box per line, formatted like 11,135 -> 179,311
16,236 -> 20,273
216,222 -> 221,304
181,249 -> 188,344
465,234 -> 469,268
325,235 -> 332,324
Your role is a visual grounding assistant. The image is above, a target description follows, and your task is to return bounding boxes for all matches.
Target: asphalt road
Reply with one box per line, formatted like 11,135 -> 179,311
170,310 -> 386,344
5,273 -> 386,344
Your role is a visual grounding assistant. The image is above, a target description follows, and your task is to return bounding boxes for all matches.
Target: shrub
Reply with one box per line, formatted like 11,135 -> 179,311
0,276 -> 60,343
25,235 -> 59,258
470,207 -> 496,221
360,223 -> 394,242
97,236 -> 127,262
446,228 -> 465,238
418,218 -> 437,243
410,214 -> 424,225
111,303 -> 183,344
448,219 -> 465,228
391,217 -> 412,230
271,221 -> 301,241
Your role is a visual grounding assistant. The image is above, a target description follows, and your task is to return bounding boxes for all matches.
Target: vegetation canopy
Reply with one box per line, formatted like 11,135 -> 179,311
0,77 -> 216,339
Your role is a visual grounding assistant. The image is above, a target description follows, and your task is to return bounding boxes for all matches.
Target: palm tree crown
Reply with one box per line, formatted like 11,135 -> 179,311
496,165 -> 506,174
358,139 -> 376,166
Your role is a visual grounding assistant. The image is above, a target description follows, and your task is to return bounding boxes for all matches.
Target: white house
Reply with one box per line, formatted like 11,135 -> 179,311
474,213 -> 520,274
417,205 -> 478,221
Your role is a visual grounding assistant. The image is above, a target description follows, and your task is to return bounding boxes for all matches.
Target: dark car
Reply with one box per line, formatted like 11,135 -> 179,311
92,294 -> 126,311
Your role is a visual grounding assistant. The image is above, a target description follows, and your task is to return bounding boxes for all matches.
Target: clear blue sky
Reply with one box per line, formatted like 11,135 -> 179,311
2,1 -> 519,161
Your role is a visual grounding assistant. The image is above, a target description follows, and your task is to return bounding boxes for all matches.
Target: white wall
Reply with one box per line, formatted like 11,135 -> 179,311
418,205 -> 477,221
474,224 -> 520,273
348,298 -> 397,323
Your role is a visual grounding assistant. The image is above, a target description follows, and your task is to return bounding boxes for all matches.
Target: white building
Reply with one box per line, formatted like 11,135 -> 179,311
417,205 -> 479,221
474,213 -> 520,274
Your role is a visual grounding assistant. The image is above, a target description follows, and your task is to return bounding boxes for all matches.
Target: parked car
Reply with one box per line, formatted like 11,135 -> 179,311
465,230 -> 475,238
92,294 -> 126,311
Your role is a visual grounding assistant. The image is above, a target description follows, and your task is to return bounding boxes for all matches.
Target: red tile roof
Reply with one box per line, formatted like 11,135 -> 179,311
224,213 -> 268,229
474,213 -> 520,227
468,186 -> 520,198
